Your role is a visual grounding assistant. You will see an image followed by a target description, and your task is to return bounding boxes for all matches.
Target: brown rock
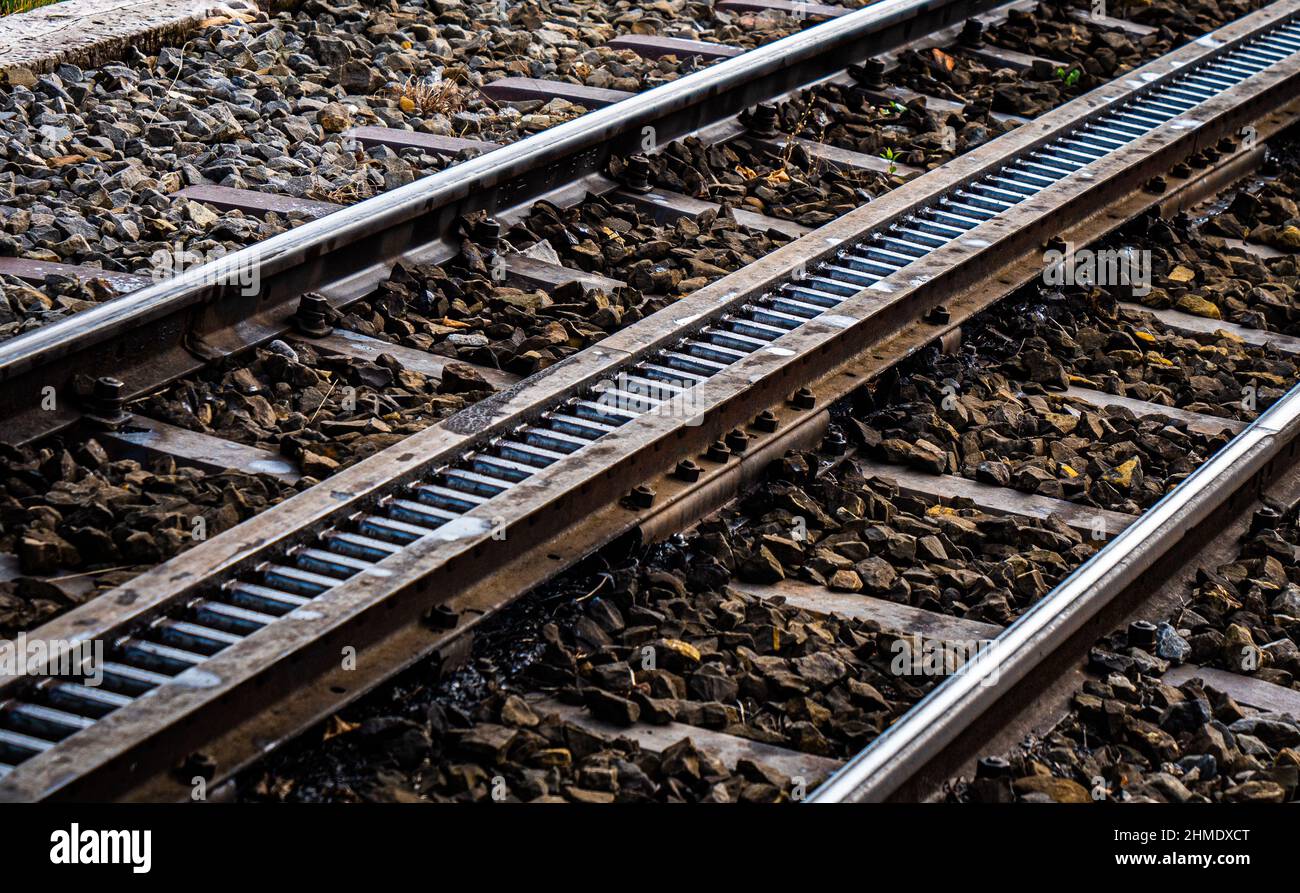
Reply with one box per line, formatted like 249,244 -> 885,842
1012,775 -> 1091,803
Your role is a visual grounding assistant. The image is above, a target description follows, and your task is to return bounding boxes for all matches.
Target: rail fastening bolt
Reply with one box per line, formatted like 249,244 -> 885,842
1144,176 -> 1167,194
1044,235 -> 1067,253
752,410 -> 779,433
473,216 -> 502,249
960,18 -> 984,46
292,292 -> 333,337
1250,506 -> 1281,534
93,376 -> 125,411
1127,619 -> 1157,649
1217,137 -> 1236,154
623,154 -> 654,193
853,58 -> 887,89
725,428 -> 750,454
705,440 -> 731,463
86,376 -> 130,429
789,387 -> 816,410
821,427 -> 848,455
1170,161 -> 1192,178
976,756 -> 1012,779
674,459 -> 702,482
925,305 -> 951,325
424,604 -> 459,629
178,751 -> 216,781
747,103 -> 781,138
626,484 -> 656,508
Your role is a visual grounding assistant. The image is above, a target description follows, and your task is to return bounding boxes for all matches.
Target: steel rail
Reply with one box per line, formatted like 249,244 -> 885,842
810,379 -> 1300,802
0,0 -> 1003,444
3,0 -> 1299,801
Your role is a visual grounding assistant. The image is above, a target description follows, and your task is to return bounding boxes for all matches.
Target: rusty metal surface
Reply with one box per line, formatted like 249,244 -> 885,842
64,355 -> 836,801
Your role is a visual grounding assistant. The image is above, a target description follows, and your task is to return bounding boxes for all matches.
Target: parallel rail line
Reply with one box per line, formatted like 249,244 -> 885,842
0,0 -> 1005,445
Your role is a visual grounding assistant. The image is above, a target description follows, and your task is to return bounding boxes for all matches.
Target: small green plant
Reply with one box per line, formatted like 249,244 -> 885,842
881,146 -> 900,176
1055,66 -> 1082,88
1,0 -> 63,15
881,100 -> 907,117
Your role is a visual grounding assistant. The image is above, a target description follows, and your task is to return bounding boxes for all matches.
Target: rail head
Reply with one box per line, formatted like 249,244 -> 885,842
809,386 -> 1300,802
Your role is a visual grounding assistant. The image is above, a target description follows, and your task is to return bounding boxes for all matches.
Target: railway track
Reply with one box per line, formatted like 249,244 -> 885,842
0,0 -> 1299,802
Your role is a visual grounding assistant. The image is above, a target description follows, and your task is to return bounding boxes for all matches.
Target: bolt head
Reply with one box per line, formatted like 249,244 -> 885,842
789,387 -> 816,410
674,459 -> 702,482
753,410 -> 779,433
425,604 -> 459,629
178,752 -> 217,781
94,376 -> 124,397
976,756 -> 1012,779
626,484 -> 656,508
1128,619 -> 1157,647
705,440 -> 731,463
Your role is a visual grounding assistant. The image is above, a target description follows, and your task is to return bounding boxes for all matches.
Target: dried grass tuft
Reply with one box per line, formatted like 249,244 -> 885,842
391,77 -> 466,116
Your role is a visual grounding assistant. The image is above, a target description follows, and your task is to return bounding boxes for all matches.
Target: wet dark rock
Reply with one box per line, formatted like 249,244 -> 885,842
585,689 -> 640,726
